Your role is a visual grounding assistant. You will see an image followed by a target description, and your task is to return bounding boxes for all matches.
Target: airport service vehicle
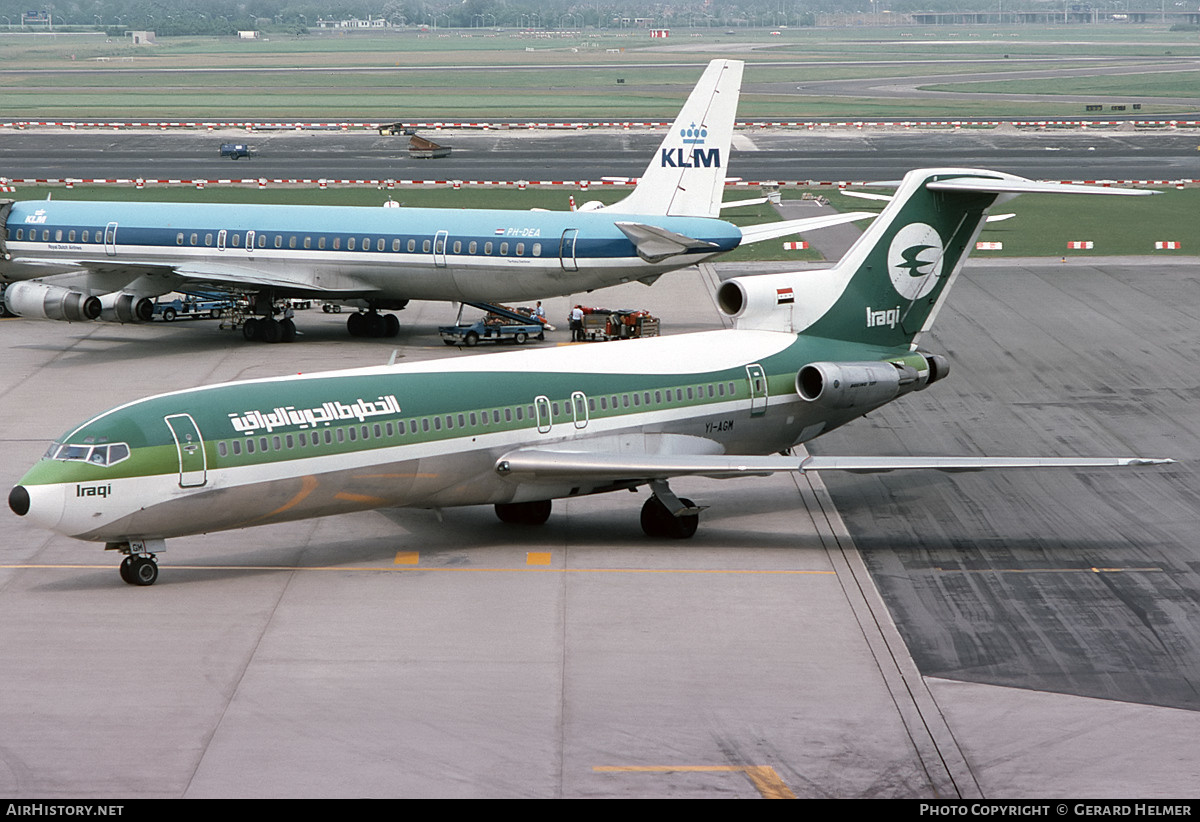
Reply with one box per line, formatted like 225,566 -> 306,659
8,167 -> 1171,586
153,293 -> 234,321
0,60 -> 866,344
219,144 -> 252,160
440,303 -> 546,347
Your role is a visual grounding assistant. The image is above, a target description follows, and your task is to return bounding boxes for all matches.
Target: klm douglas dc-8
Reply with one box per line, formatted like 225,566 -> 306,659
0,59 -> 866,343
8,166 -> 1173,585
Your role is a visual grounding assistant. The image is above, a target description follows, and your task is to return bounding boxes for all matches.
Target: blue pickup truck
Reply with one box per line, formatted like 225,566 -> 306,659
153,294 -> 235,321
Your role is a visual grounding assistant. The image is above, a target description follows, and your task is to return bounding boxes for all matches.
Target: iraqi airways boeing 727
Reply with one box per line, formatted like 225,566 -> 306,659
7,167 -> 1171,585
0,59 -> 866,343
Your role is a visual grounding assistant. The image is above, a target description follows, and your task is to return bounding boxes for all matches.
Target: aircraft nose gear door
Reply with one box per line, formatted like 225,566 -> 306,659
559,229 -> 579,272
164,414 -> 208,488
746,363 -> 768,417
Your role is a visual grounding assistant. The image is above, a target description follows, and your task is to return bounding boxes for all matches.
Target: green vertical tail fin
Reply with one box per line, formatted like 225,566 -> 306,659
718,168 -> 1154,348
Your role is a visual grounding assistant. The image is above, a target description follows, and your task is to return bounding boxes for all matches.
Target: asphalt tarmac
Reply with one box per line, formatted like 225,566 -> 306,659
1,251 -> 1197,798
4,125 -> 1199,184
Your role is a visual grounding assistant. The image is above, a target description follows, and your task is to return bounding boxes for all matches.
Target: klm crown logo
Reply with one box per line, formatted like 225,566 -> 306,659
661,122 -> 721,169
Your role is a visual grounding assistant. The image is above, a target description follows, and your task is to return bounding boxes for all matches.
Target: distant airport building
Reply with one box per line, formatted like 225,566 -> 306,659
129,31 -> 156,45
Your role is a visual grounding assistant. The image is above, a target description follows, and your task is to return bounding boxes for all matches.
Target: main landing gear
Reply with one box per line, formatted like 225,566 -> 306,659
242,315 -> 297,343
347,309 -> 401,339
493,481 -> 703,539
110,539 -> 164,586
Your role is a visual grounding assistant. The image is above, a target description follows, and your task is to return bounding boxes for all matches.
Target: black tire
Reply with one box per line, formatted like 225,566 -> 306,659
163,308 -> 176,322
495,500 -> 552,525
514,331 -> 528,345
242,317 -> 260,341
464,331 -> 479,347
384,314 -> 400,338
280,318 -> 297,343
119,556 -> 135,584
261,318 -> 283,343
128,556 -> 158,586
322,303 -> 332,314
641,496 -> 699,539
365,313 -> 386,338
347,312 -> 365,337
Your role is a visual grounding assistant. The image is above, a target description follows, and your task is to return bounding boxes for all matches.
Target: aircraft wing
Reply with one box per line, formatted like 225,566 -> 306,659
12,257 -> 377,298
495,448 -> 1171,483
736,212 -> 874,245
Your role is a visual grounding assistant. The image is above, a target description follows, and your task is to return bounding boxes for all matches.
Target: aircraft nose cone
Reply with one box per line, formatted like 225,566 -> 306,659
9,485 -> 30,517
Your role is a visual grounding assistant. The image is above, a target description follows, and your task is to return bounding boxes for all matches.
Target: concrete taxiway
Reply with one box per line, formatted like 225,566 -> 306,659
2,251 -> 1196,797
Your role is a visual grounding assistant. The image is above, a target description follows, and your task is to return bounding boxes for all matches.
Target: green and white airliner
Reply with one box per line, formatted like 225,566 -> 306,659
0,59 -> 866,343
8,167 -> 1171,585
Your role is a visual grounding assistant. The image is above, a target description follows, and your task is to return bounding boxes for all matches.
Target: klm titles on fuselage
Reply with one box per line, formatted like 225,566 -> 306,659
660,124 -> 721,168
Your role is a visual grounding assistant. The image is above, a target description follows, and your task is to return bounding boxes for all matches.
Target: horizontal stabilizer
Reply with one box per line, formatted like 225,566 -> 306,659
615,222 -> 720,264
495,449 -> 1172,484
926,178 -> 1156,196
737,212 -> 874,245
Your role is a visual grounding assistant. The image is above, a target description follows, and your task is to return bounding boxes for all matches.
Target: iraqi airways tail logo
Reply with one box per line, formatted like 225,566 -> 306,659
887,223 -> 945,301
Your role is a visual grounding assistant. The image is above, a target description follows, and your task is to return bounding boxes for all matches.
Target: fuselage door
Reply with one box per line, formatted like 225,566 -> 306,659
535,395 -> 552,434
103,222 -> 118,257
164,413 -> 208,488
746,363 -> 768,417
433,230 -> 449,268
559,229 -> 579,272
571,391 -> 589,430
246,229 -> 256,254
217,229 -> 227,252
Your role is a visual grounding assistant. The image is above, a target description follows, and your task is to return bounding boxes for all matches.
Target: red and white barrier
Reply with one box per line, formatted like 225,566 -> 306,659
1067,241 -> 1094,249
1156,241 -> 1182,249
782,241 -> 809,250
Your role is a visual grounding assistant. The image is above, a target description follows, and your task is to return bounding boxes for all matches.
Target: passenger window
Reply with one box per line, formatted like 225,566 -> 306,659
516,242 -> 525,256
423,240 -> 431,253
407,239 -> 416,252
500,242 -> 509,255
485,242 -> 493,255
453,241 -> 462,254
532,242 -> 541,256
469,241 -> 477,254
348,237 -> 356,251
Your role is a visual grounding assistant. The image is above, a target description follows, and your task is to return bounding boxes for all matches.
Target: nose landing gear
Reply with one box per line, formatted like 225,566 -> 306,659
110,539 -> 164,586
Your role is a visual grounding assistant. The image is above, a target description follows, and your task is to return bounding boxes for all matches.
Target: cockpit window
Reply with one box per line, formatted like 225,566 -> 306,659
45,441 -> 131,467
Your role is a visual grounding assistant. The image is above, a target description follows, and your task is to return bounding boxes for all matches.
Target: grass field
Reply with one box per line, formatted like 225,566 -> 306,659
10,182 -> 1189,259
1,25 -> 1198,119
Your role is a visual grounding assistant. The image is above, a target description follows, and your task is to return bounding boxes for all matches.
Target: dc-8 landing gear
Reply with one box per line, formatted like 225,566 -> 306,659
640,481 -> 704,539
109,539 -> 164,586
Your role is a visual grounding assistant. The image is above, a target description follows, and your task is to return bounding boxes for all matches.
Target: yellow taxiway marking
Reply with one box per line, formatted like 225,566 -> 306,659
594,765 -> 795,799
393,551 -> 420,565
526,552 -> 552,566
332,491 -> 389,505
